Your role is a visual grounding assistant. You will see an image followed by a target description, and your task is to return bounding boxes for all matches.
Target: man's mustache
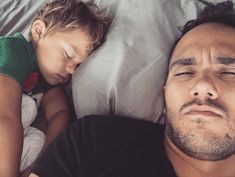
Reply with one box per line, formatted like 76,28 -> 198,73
180,99 -> 228,114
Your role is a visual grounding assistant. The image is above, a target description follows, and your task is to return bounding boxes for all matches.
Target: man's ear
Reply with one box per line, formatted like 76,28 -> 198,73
31,19 -> 47,42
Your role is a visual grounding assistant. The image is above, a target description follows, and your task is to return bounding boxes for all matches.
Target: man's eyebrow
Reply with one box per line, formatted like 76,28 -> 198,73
216,57 -> 235,65
169,58 -> 196,70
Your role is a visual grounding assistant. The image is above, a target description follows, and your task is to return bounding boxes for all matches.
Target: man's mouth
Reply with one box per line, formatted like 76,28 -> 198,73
182,105 -> 225,119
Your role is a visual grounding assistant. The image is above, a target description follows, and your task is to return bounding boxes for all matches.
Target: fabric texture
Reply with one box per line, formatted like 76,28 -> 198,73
21,94 -> 46,172
0,0 -> 232,122
0,32 -> 38,86
21,127 -> 45,172
0,32 -> 51,171
21,94 -> 38,130
0,33 -> 53,93
32,115 -> 176,177
0,0 -> 46,36
72,0 -> 205,122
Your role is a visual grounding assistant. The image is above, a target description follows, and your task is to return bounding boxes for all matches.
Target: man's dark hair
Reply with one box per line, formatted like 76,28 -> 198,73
181,0 -> 235,35
169,0 -> 235,61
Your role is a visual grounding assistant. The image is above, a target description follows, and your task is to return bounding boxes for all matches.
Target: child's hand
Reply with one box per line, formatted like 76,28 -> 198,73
20,165 -> 32,177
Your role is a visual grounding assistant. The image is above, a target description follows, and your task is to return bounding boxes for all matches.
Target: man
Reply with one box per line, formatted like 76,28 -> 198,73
30,1 -> 235,177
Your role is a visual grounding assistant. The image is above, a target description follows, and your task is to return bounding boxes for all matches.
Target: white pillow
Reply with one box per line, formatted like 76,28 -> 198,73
0,0 -> 230,123
72,0 -> 228,122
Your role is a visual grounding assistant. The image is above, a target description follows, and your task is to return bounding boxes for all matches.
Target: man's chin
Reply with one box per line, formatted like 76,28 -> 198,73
167,125 -> 235,161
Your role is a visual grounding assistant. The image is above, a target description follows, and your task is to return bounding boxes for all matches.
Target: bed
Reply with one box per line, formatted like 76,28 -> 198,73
0,0 -> 226,123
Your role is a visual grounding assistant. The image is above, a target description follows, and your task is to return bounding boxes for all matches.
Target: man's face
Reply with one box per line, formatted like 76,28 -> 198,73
164,23 -> 235,161
35,28 -> 91,85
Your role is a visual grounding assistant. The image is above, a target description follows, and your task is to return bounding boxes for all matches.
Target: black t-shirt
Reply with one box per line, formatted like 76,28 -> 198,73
32,115 -> 177,177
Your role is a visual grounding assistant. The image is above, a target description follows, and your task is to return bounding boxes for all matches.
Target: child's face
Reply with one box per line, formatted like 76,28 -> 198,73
34,28 -> 91,85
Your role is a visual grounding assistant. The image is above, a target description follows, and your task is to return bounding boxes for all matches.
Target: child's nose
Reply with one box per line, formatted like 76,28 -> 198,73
66,62 -> 77,74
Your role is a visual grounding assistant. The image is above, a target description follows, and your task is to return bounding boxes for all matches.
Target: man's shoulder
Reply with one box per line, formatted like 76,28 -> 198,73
74,115 -> 172,177
79,114 -> 165,132
74,115 -> 165,147
33,115 -> 175,177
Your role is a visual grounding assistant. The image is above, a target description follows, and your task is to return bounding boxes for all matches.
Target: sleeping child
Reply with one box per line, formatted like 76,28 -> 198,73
0,0 -> 110,176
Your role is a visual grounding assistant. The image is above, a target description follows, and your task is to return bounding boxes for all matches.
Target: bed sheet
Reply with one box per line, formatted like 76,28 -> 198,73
1,0 -> 233,123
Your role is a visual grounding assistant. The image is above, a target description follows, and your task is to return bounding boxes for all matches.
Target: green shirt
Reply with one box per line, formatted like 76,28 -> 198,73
0,33 -> 52,94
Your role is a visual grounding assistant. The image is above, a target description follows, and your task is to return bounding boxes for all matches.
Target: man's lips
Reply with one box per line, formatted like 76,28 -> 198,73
181,105 -> 225,118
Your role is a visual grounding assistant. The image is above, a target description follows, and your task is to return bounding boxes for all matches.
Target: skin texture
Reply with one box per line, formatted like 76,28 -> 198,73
29,22 -> 235,177
165,23 -> 235,177
32,19 -> 91,85
0,75 -> 23,177
0,19 -> 91,177
20,86 -> 71,177
20,20 -> 91,177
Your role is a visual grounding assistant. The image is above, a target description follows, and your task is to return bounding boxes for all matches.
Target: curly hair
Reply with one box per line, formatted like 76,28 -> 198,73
181,0 -> 235,35
30,0 -> 111,52
169,0 -> 235,60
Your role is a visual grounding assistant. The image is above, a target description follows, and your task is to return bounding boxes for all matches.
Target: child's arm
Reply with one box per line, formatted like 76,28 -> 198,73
0,75 -> 23,177
40,86 -> 71,150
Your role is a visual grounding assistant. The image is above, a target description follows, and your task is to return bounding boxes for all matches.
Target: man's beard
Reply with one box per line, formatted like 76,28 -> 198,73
165,108 -> 235,161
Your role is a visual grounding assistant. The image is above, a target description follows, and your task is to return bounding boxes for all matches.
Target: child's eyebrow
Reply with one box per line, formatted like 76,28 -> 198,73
169,58 -> 196,70
69,44 -> 85,58
70,43 -> 91,58
70,44 -> 80,53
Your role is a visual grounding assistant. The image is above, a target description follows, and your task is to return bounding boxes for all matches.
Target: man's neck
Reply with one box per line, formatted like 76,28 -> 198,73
164,135 -> 235,177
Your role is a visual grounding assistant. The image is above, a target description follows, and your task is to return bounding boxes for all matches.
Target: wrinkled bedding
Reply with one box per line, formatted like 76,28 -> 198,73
0,0 -> 231,124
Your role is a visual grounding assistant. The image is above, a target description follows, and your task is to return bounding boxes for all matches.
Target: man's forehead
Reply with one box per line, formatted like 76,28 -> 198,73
169,23 -> 235,66
174,23 -> 235,48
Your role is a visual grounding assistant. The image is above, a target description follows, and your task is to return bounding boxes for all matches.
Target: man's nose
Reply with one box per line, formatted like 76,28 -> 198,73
190,76 -> 218,100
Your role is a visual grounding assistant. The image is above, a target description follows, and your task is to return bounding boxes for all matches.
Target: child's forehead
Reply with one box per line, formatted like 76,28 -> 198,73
54,29 -> 92,55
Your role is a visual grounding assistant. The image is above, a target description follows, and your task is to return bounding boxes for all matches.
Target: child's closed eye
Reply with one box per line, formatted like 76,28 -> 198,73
174,72 -> 194,76
64,51 -> 72,59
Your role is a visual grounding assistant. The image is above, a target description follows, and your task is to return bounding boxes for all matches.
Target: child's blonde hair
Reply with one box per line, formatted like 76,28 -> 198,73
30,0 -> 111,53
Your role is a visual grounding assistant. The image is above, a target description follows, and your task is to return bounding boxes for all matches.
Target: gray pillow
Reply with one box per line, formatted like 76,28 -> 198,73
72,0 -> 200,122
73,0 -> 230,122
0,0 -> 229,123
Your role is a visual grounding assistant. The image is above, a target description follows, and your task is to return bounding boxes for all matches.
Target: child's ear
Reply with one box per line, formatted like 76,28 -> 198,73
31,19 -> 47,41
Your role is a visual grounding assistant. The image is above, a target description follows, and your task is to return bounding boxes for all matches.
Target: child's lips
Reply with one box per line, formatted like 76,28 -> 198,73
56,74 -> 70,83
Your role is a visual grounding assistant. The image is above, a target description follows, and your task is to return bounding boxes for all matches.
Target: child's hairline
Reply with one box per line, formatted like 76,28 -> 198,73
29,18 -> 96,53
